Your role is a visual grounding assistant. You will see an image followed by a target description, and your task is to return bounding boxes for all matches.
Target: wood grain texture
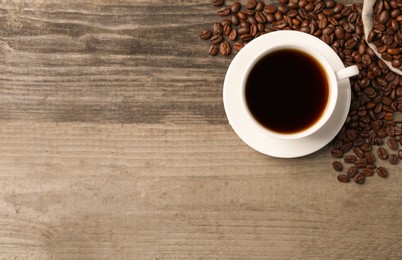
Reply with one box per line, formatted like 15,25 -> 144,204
0,0 -> 402,259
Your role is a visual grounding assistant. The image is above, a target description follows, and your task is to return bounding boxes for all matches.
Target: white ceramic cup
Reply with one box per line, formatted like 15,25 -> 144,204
234,32 -> 359,140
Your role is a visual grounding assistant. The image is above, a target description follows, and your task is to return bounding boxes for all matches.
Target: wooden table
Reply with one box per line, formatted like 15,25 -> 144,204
0,0 -> 401,259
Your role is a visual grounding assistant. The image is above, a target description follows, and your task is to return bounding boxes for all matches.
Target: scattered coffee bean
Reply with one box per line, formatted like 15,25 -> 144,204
387,137 -> 399,150
217,7 -> 231,16
377,167 -> 388,178
355,158 -> 368,168
331,149 -> 344,158
354,173 -> 365,184
344,155 -> 357,163
377,147 -> 389,160
211,0 -> 225,7
362,167 -> 374,176
347,166 -> 358,178
200,29 -> 212,40
337,174 -> 350,183
332,161 -> 343,171
389,154 -> 399,165
209,45 -> 218,56
220,41 -> 231,56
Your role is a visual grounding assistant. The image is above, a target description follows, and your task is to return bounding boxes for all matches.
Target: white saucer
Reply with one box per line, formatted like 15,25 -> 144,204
223,31 -> 351,158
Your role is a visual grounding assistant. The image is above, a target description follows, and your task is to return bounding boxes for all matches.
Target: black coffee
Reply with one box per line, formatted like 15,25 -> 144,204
245,49 -> 329,134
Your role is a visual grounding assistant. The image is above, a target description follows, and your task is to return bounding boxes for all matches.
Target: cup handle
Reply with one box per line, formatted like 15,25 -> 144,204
335,65 -> 359,81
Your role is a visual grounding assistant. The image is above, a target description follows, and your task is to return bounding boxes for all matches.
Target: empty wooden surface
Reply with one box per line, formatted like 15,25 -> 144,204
0,0 -> 401,259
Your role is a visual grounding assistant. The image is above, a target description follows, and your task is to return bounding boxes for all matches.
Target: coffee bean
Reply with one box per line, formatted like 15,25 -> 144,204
231,2 -> 241,13
365,152 -> 376,163
211,0 -> 225,7
347,166 -> 358,178
220,41 -> 231,56
240,34 -> 254,42
255,1 -> 265,11
377,147 -> 389,160
377,167 -> 388,178
355,158 -> 368,168
361,143 -> 372,152
341,143 -> 353,153
211,35 -> 223,44
213,22 -> 223,35
233,42 -> 244,52
344,155 -> 357,164
246,0 -> 257,9
337,174 -> 350,183
389,154 -> 399,165
378,10 -> 390,24
223,24 -> 231,35
217,7 -> 231,16
362,167 -> 374,176
387,137 -> 399,150
331,149 -> 344,158
353,146 -> 365,158
209,45 -> 218,56
398,149 -> 402,160
354,173 -> 365,184
238,26 -> 250,35
332,161 -> 343,171
200,29 -> 212,40
265,4 -> 277,14
229,28 -> 237,41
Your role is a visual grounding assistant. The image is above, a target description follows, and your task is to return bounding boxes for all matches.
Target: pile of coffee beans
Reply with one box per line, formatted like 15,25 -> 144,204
368,0 -> 402,70
200,0 -> 402,185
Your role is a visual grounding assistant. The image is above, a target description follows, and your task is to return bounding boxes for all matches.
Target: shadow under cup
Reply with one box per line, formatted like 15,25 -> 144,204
242,45 -> 338,140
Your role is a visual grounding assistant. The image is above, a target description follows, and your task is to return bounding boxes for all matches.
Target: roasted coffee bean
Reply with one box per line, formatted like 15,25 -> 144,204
344,155 -> 357,164
355,158 -> 367,168
354,173 -> 365,184
229,28 -> 237,41
398,149 -> 402,160
332,161 -> 343,171
211,35 -> 223,44
209,45 -> 218,56
211,0 -> 225,7
231,2 -> 241,13
223,24 -> 231,35
200,29 -> 212,40
354,138 -> 365,147
213,22 -> 223,35
238,26 -> 250,35
217,7 -> 231,16
331,149 -> 344,158
255,1 -> 265,11
378,10 -> 390,24
341,143 -> 353,153
347,166 -> 358,178
387,137 -> 399,150
233,42 -> 244,52
361,143 -> 372,152
353,146 -> 365,158
246,0 -> 257,9
362,167 -> 374,176
389,154 -> 399,165
220,41 -> 231,56
377,147 -> 389,160
265,4 -> 277,14
231,14 -> 240,25
377,167 -> 388,178
240,34 -> 254,42
337,174 -> 350,183
365,152 -> 376,163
